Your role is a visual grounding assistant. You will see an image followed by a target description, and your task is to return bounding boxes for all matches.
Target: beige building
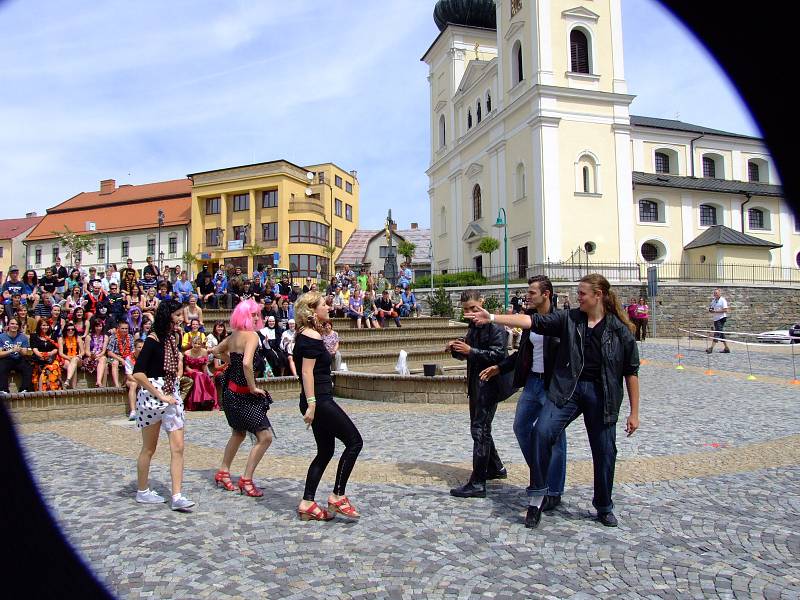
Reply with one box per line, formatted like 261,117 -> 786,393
0,213 -> 43,280
423,0 -> 797,279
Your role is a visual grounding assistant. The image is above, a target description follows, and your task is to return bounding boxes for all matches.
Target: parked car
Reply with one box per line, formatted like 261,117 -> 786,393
757,324 -> 800,344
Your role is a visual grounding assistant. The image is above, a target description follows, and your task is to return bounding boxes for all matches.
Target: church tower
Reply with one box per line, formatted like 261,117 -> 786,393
424,0 -> 636,274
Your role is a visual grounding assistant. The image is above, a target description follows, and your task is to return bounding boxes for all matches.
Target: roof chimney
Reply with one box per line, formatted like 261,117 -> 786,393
100,179 -> 116,195
25,212 -> 37,218
410,222 -> 418,229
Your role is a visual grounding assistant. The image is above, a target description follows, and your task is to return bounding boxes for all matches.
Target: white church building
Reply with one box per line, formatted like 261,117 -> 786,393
423,0 -> 797,279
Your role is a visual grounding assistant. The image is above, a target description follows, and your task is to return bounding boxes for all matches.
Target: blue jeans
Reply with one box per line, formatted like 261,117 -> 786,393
531,380 -> 617,513
513,375 -> 567,496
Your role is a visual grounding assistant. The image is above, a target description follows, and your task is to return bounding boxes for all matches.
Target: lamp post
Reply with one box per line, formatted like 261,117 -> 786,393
493,208 -> 508,311
428,239 -> 434,295
157,209 -> 165,272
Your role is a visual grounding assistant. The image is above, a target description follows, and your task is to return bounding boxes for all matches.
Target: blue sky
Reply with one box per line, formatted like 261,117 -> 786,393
0,0 -> 758,227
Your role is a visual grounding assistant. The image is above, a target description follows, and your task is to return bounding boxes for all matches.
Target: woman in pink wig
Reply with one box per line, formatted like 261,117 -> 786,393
208,299 -> 273,497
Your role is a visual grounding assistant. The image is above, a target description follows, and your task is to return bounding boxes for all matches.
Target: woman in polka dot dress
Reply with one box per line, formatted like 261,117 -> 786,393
131,299 -> 195,512
208,298 -> 273,497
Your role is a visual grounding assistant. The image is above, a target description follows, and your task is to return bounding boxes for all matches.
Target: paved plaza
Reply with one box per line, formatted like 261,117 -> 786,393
15,341 -> 800,599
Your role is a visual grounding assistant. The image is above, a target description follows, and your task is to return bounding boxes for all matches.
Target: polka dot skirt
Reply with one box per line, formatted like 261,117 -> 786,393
136,377 -> 185,432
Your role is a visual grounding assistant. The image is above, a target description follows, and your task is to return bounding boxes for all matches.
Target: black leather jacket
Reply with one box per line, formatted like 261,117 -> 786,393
452,322 -> 507,401
498,307 -> 560,390
529,309 -> 639,424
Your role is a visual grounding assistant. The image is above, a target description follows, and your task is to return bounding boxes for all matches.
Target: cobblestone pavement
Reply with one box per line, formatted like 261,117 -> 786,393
16,354 -> 800,599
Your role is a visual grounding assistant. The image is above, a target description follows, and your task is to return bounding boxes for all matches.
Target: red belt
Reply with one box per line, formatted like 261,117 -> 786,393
227,381 -> 253,394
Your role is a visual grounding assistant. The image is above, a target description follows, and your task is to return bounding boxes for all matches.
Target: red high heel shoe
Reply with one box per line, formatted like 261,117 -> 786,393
298,502 -> 334,521
214,470 -> 235,491
328,496 -> 360,519
237,477 -> 263,497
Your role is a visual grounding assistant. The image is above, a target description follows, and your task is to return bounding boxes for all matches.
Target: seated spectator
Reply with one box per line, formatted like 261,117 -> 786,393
374,270 -> 390,295
213,273 -> 230,309
332,284 -> 347,318
347,288 -> 365,329
106,282 -> 126,323
39,267 -> 59,298
119,258 -> 138,284
64,268 -> 84,296
138,271 -> 158,294
362,290 -> 380,329
258,315 -> 286,376
58,321 -> 83,390
136,317 -> 153,342
6,293 -> 23,318
64,286 -> 85,316
240,280 -> 260,304
280,319 -> 298,377
357,269 -> 368,292
391,285 -> 405,319
124,339 -> 145,419
83,318 -> 109,388
0,316 -> 33,392
30,319 -> 61,391
181,319 -> 206,350
183,295 -> 205,332
183,335 -> 218,411
227,266 -> 245,307
205,321 -> 228,349
277,274 -> 292,300
302,276 -> 314,294
321,320 -> 342,371
120,268 -> 140,298
142,255 -> 160,279
326,276 -> 338,296
261,296 -> 278,321
0,304 -> 6,333
155,281 -> 172,303
126,306 -> 144,339
375,289 -> 401,328
400,286 -> 419,318
2,266 -> 25,306
16,306 -> 37,337
107,321 -> 135,392
83,281 -> 107,320
86,266 -> 100,288
33,291 -> 55,322
141,287 -> 159,318
20,269 -> 41,306
70,306 -> 89,338
398,262 -> 413,289
173,270 -> 194,304
276,298 -> 292,329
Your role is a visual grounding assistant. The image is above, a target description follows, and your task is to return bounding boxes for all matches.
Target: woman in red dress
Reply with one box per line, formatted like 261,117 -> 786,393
183,335 -> 219,410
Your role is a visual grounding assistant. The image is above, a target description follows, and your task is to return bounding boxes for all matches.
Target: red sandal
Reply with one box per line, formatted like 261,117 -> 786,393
328,496 -> 360,519
214,470 -> 236,491
237,477 -> 263,497
298,502 -> 334,521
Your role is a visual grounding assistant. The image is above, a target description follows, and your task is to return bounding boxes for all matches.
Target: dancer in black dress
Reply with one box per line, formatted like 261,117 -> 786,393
293,291 -> 363,521
208,299 -> 273,497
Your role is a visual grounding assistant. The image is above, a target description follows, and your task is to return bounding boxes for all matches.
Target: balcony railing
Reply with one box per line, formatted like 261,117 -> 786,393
289,198 -> 326,216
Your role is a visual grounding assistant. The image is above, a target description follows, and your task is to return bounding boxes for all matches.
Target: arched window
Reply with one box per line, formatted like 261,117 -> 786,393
582,167 -> 590,193
702,156 -> 716,178
512,40 -> 524,85
748,208 -> 768,230
438,115 -> 446,149
575,152 -> 600,194
655,152 -> 670,174
570,29 -> 590,74
486,91 -> 492,113
515,163 -> 526,200
476,100 -> 482,124
639,200 -> 659,223
699,204 -> 718,227
640,241 -> 666,263
472,185 -> 482,221
748,161 -> 759,182
467,108 -> 472,129
440,205 -> 447,234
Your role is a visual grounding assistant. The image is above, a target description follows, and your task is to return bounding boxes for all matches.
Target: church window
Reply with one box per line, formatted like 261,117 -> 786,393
702,156 -> 716,178
639,200 -> 659,223
476,100 -> 482,124
748,208 -> 767,230
516,163 -> 526,200
655,152 -> 670,174
748,161 -> 760,182
582,167 -> 590,193
438,115 -> 446,149
440,206 -> 447,234
575,152 -> 600,194
472,185 -> 482,221
699,204 -> 718,227
512,40 -> 524,85
570,29 -> 590,74
467,108 -> 472,129
486,91 -> 491,112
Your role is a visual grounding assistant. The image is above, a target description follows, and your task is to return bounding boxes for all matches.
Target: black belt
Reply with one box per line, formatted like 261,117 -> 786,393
529,372 -> 544,379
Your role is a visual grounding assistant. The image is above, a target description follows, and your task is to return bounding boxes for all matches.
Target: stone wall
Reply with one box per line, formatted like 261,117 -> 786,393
332,371 -> 468,404
425,282 -> 800,338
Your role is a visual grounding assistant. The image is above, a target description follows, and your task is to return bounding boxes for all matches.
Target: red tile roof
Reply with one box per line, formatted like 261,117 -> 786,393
0,215 -> 44,240
336,228 -> 431,266
26,179 -> 191,241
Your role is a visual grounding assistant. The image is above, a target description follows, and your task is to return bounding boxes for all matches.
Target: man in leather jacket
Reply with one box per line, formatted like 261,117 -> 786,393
466,274 -> 639,529
446,290 -> 508,498
480,276 -> 567,513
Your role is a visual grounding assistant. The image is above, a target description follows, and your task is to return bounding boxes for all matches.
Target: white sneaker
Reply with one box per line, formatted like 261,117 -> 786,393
128,411 -> 136,421
136,489 -> 166,504
170,494 -> 196,511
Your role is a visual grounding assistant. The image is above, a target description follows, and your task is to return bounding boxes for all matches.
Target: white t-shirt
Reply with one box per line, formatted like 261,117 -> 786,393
710,296 -> 728,321
529,331 -> 545,373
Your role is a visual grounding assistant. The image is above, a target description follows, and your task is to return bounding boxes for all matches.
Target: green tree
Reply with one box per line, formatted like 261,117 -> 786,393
245,243 -> 266,274
425,286 -> 454,317
51,225 -> 95,264
397,240 -> 417,265
477,236 -> 500,272
181,251 -> 196,278
322,245 -> 337,278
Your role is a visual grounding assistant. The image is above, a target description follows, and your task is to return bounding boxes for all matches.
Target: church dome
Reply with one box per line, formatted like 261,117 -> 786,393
433,0 -> 497,32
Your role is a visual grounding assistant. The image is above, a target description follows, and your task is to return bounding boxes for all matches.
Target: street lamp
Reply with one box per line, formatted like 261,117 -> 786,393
157,209 -> 165,272
493,208 -> 508,311
428,239 -> 434,295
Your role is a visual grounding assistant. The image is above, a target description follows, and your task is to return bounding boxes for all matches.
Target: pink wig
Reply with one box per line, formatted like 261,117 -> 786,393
229,298 -> 263,332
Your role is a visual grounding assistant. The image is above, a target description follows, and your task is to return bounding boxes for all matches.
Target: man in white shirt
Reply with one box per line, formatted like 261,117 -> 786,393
706,288 -> 731,353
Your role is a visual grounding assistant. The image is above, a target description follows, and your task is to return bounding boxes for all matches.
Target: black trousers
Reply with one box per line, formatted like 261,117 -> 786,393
299,398 -> 363,501
0,358 -> 33,392
469,387 -> 504,483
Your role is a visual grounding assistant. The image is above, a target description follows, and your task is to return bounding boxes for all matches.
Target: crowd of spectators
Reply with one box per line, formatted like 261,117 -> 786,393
0,257 -> 421,399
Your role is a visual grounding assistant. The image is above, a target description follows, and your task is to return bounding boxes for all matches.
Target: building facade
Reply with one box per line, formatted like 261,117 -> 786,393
336,223 -> 432,279
423,0 -> 798,277
0,213 -> 43,280
24,179 -> 191,274
188,160 -> 359,278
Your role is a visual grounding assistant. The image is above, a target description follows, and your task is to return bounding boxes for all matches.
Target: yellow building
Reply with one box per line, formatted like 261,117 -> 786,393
188,160 -> 359,280
423,0 -> 797,280
0,213 -> 43,280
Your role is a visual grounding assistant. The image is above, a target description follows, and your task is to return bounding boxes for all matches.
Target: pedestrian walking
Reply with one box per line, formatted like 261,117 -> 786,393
706,289 -> 730,353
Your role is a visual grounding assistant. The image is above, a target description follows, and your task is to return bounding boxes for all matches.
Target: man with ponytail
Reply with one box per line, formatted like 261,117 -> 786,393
466,274 -> 639,529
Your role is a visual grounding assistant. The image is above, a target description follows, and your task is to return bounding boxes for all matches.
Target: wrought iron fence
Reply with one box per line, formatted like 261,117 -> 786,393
419,262 -> 800,287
